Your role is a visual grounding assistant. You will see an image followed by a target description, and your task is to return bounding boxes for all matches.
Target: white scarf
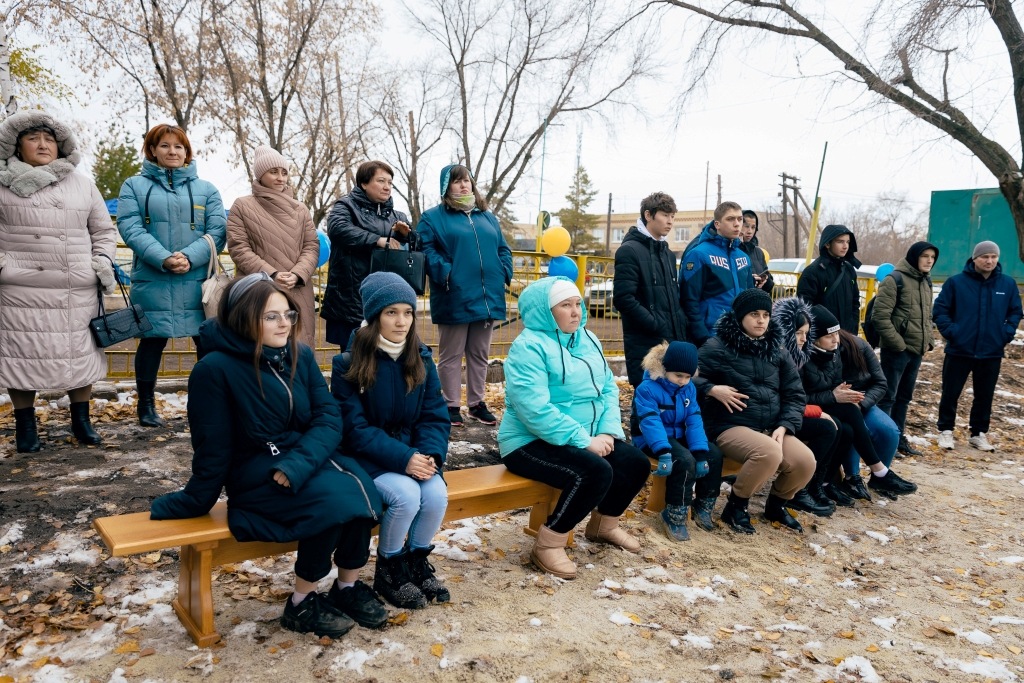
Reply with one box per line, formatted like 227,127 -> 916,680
636,217 -> 668,242
377,335 -> 406,361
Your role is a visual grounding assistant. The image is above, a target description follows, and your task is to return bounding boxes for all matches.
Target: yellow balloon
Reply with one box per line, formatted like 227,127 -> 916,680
541,226 -> 571,257
761,247 -> 770,264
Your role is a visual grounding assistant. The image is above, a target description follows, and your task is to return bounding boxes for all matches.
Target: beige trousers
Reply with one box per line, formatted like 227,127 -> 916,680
716,426 -> 815,499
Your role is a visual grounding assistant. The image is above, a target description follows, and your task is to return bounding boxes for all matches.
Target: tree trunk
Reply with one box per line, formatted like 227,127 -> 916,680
998,173 -> 1024,263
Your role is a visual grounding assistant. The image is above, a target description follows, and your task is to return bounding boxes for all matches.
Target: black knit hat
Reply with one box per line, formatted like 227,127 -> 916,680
732,288 -> 773,320
906,241 -> 939,267
810,305 -> 841,336
663,341 -> 699,375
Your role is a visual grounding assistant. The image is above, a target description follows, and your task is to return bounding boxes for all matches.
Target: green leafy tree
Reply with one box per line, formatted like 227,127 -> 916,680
557,164 -> 601,253
93,126 -> 142,200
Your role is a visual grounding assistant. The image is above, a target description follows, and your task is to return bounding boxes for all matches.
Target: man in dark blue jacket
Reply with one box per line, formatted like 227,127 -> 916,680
679,201 -> 753,346
933,241 -> 1023,451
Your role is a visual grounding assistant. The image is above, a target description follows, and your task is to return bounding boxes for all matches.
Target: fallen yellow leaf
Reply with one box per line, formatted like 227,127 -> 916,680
430,643 -> 444,658
114,640 -> 140,654
1007,645 -> 1022,655
866,644 -> 880,652
765,632 -> 782,641
838,631 -> 855,639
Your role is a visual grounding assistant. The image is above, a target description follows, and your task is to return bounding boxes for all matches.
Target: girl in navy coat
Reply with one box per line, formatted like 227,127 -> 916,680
151,273 -> 388,639
332,272 -> 452,610
632,341 -> 722,542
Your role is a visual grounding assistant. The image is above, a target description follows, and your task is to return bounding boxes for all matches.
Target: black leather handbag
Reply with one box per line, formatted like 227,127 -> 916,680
89,255 -> 153,347
370,230 -> 427,295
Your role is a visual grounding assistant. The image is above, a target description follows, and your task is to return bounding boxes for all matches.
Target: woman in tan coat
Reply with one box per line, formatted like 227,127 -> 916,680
0,111 -> 117,452
227,146 -> 319,348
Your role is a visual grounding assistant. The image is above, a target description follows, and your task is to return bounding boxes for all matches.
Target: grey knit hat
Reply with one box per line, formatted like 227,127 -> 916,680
360,272 -> 417,321
972,240 -> 1000,259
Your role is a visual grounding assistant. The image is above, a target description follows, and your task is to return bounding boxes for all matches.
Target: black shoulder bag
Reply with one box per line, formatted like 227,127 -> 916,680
89,255 -> 153,347
370,229 -> 427,295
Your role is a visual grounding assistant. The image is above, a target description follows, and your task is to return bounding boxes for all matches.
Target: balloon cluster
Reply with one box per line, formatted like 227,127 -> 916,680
317,230 -> 330,268
540,226 -> 578,281
875,263 -> 894,281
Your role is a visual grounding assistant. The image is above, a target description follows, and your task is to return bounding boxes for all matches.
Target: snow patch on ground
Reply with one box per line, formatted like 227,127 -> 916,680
936,656 -> 1018,682
871,617 -> 897,632
991,616 -> 1024,626
958,629 -> 995,645
983,473 -> 1015,480
998,556 -> 1024,564
620,577 -> 723,603
11,531 -> 100,571
835,655 -> 881,683
865,531 -> 890,545
0,522 -> 25,546
681,632 -> 714,649
434,518 -> 486,561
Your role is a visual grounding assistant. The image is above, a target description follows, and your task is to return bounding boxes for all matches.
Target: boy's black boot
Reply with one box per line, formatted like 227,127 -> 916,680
281,592 -> 354,639
326,580 -> 389,628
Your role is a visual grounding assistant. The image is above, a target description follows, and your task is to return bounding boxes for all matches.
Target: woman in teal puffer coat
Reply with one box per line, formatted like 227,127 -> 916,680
497,277 -> 650,580
117,124 -> 226,428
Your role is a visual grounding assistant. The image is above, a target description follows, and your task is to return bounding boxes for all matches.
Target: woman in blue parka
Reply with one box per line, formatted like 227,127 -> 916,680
419,164 -> 513,427
497,277 -> 650,580
151,273 -> 387,639
332,272 -> 451,611
117,124 -> 227,428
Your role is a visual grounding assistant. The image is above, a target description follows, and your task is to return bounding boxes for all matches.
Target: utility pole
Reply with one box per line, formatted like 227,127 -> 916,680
779,173 -> 810,258
716,175 -> 722,207
605,193 -> 613,256
703,161 -> 710,221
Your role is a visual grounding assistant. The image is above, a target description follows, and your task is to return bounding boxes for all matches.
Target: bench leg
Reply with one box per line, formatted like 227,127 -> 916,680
524,489 -> 574,547
644,464 -> 667,514
172,541 -> 221,647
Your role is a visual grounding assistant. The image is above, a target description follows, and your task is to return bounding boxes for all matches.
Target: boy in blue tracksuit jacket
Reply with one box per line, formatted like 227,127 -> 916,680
632,341 -> 723,542
680,202 -> 754,346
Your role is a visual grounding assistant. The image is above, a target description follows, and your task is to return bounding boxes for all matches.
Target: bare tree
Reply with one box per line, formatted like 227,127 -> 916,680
642,0 -> 1024,260
822,193 -> 928,265
405,0 -> 654,214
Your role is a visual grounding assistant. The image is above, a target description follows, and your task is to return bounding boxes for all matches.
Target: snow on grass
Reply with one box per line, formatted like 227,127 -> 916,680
11,531 -> 100,571
871,617 -> 897,632
835,655 -> 881,683
865,531 -> 890,545
935,656 -> 1019,682
0,522 -> 24,546
620,577 -> 723,603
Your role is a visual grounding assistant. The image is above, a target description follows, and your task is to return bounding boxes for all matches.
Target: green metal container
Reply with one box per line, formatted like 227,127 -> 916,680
928,188 -> 1023,283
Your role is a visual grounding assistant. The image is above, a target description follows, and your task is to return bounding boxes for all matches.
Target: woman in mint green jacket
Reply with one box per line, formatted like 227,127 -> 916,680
497,277 -> 649,580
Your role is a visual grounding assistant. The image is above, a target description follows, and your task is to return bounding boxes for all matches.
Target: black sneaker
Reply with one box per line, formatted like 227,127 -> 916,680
840,474 -> 872,502
448,406 -> 464,427
822,482 -> 856,508
326,580 -> 389,629
868,469 -> 917,498
467,402 -> 498,425
281,592 -> 355,638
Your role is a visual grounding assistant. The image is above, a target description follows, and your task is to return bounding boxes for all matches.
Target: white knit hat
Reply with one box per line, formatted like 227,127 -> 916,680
252,145 -> 289,181
548,279 -> 580,308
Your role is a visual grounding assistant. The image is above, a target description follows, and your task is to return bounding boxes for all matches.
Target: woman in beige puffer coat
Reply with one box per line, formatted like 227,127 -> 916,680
0,111 -> 117,453
227,146 -> 319,348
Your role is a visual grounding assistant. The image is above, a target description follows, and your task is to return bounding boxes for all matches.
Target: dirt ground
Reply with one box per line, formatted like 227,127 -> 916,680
1,355 -> 1024,683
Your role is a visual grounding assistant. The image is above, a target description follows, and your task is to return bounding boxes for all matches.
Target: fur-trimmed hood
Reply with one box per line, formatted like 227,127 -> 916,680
641,340 -> 670,380
772,296 -> 815,369
713,309 -> 783,363
0,111 -> 81,197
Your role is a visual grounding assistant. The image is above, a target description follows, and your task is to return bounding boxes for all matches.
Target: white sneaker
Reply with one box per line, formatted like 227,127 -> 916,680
937,430 -> 955,450
969,432 -> 996,452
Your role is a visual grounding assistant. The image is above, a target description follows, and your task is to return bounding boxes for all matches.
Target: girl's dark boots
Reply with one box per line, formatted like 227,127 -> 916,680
720,493 -> 755,534
407,545 -> 450,603
691,496 -> 717,531
660,504 -> 689,542
373,550 -> 427,609
14,407 -> 40,453
136,381 -> 166,428
70,402 -> 102,445
764,494 -> 804,533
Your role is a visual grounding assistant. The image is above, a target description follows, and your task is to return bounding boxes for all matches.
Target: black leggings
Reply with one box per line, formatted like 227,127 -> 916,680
797,416 -> 841,484
827,403 -> 881,467
502,439 -> 651,534
642,439 -> 724,507
293,518 -> 374,583
135,336 -> 202,382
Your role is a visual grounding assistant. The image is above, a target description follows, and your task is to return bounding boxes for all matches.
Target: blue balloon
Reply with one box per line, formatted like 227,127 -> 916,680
317,230 -> 331,268
875,263 -> 895,281
548,255 -> 579,281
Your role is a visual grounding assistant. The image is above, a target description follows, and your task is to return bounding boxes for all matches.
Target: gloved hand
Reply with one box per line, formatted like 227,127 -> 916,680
693,451 -> 709,478
92,255 -> 116,295
654,450 -> 673,477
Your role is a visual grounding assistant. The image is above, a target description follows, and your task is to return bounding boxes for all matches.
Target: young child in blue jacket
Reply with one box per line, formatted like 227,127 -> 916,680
632,341 -> 723,541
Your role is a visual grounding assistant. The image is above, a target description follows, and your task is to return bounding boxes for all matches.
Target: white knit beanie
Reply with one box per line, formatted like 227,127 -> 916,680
548,279 -> 581,308
252,145 -> 289,182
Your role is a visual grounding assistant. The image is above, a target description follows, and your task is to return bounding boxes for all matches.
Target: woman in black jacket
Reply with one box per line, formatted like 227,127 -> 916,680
322,160 -> 412,348
695,288 -> 815,534
801,306 -> 917,502
151,273 -> 388,639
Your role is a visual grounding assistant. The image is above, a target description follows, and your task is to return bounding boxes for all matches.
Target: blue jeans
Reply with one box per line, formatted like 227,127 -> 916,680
373,472 -> 448,557
846,406 -> 900,473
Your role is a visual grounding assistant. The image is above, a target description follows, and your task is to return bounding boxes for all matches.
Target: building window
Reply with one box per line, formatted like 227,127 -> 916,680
612,228 -> 624,242
674,227 -> 687,242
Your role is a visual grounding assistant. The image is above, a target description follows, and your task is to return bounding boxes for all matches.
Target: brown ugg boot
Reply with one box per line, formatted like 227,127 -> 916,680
584,511 -> 640,553
531,525 -> 576,579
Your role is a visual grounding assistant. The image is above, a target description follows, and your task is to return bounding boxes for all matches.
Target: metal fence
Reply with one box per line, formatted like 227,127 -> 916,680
102,248 -> 894,379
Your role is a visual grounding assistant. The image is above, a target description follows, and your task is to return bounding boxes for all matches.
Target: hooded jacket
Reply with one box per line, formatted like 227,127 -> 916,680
322,185 -> 410,325
839,335 -> 888,410
870,256 -> 934,356
693,310 -> 805,440
631,343 -> 709,455
800,345 -> 845,408
227,182 -> 320,348
497,277 -> 624,456
418,186 -> 513,326
0,111 -> 117,391
150,319 -> 382,543
933,258 -> 1023,359
679,221 -> 754,345
117,160 -> 227,338
796,224 -> 861,334
331,343 -> 451,480
739,212 -> 774,293
772,296 -> 815,370
613,222 -> 688,385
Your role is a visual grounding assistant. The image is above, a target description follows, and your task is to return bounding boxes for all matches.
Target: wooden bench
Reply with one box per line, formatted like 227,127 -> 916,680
644,456 -> 741,514
93,464 -> 562,647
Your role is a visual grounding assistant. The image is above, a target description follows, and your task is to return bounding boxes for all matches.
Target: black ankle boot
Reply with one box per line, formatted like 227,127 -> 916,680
373,550 -> 427,609
691,496 -> 717,532
764,494 -> 804,533
808,481 -> 836,511
13,407 -> 40,453
720,493 -> 755,534
70,402 -> 102,445
822,481 -> 856,507
136,381 -> 166,428
787,487 -> 833,517
407,545 -> 450,603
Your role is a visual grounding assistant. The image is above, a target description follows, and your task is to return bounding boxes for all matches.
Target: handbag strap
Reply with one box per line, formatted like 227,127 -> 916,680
95,254 -> 145,325
203,234 -> 224,279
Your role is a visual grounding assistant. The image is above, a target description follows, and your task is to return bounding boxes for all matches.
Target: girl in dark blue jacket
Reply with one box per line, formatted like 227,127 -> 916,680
332,272 -> 451,610
419,165 -> 513,427
151,273 -> 387,639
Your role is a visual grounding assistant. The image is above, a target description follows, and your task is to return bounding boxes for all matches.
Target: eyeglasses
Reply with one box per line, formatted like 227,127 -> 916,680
263,310 -> 298,325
